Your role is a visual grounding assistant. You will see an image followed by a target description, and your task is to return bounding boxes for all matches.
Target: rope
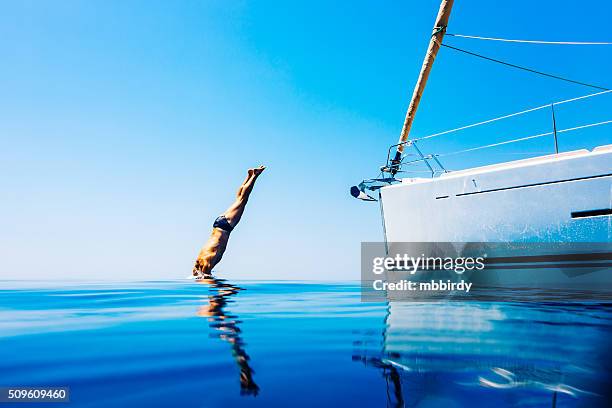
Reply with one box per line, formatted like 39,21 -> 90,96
414,89 -> 612,142
436,119 -> 612,158
446,33 -> 612,45
441,43 -> 610,91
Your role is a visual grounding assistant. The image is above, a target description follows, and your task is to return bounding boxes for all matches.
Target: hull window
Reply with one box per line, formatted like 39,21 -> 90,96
571,208 -> 612,218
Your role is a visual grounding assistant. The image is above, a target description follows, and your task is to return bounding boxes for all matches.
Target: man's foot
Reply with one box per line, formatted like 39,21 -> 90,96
253,165 -> 265,176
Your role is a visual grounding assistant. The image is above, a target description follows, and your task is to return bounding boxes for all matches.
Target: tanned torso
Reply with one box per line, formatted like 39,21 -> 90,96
194,229 -> 230,276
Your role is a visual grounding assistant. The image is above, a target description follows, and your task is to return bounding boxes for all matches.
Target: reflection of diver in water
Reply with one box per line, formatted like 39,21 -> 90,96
355,356 -> 405,408
197,277 -> 260,396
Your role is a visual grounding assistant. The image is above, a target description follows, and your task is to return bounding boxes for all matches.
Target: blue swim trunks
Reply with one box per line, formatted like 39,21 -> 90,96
213,215 -> 234,233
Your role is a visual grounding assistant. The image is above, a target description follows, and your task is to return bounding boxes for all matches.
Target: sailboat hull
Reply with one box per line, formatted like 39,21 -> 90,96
380,146 -> 612,243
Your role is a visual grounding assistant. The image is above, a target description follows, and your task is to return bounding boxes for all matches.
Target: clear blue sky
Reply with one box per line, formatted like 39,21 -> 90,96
1,0 -> 610,280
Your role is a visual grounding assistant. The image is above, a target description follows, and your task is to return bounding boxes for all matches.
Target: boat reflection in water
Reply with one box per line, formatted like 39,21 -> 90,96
354,295 -> 612,407
196,277 -> 260,396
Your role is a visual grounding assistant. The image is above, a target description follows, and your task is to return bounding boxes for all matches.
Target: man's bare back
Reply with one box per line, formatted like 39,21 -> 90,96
193,166 -> 265,278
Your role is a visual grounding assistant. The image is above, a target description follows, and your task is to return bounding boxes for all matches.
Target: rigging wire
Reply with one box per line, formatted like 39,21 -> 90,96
440,43 -> 610,91
436,119 -> 612,158
446,33 -> 612,45
384,34 -> 611,174
414,89 -> 612,142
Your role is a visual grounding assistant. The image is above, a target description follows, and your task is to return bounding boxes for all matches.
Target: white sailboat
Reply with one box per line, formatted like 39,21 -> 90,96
353,0 -> 612,252
352,4 -> 612,405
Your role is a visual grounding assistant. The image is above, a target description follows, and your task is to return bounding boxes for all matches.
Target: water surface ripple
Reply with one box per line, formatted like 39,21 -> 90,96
0,281 -> 610,407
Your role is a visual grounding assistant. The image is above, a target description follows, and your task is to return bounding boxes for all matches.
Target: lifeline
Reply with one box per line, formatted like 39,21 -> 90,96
373,279 -> 473,293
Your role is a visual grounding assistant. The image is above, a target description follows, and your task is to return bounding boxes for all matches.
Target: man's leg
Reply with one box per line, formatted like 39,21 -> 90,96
223,166 -> 265,227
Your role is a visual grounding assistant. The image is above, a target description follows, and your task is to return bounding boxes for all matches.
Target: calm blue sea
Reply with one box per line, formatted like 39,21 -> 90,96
0,281 -> 610,407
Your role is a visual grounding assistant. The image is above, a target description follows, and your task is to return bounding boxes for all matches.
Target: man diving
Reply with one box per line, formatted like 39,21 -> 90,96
192,166 -> 265,279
